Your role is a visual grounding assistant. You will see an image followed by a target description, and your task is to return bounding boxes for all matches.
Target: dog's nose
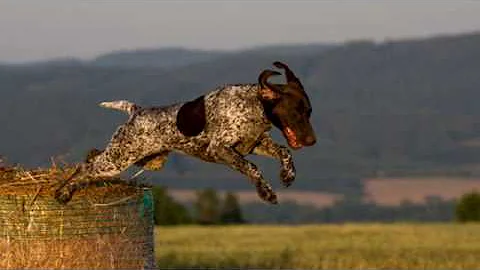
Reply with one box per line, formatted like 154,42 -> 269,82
304,135 -> 316,146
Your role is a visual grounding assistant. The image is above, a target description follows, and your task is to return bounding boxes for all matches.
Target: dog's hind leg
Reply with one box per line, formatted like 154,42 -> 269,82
54,123 -> 166,204
54,149 -> 163,204
129,151 -> 170,181
84,148 -> 103,163
135,151 -> 170,171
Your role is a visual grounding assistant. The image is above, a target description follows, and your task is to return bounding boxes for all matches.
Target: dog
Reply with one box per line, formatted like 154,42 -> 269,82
55,61 -> 316,204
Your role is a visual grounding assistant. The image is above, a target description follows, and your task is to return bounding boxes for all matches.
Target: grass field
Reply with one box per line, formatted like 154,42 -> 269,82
155,224 -> 480,269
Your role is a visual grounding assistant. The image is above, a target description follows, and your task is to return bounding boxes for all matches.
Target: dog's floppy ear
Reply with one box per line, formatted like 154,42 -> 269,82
176,95 -> 206,136
258,69 -> 282,101
273,61 -> 304,89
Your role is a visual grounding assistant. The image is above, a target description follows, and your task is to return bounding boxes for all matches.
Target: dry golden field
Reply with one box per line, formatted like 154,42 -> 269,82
155,224 -> 480,269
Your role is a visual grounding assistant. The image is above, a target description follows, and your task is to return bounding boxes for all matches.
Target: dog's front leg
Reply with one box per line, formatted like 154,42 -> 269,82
208,143 -> 278,204
251,133 -> 295,187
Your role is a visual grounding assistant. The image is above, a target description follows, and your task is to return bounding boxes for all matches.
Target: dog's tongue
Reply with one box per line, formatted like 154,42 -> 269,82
284,127 -> 302,149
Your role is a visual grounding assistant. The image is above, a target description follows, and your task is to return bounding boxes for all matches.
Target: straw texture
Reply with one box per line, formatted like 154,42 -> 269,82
0,165 -> 155,269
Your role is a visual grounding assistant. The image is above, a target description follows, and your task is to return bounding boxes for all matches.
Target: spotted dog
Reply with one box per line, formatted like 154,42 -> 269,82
55,61 -> 316,204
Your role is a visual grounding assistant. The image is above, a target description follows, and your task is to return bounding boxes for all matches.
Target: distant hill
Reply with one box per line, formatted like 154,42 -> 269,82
91,48 -> 228,68
1,32 -> 480,194
91,44 -> 333,69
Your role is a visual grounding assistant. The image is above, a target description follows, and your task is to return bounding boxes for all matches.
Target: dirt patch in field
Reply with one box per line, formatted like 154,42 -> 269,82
364,177 -> 480,206
460,137 -> 480,147
168,177 -> 480,208
169,189 -> 342,208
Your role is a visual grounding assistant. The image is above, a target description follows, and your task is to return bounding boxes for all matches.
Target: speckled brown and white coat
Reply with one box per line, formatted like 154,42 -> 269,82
55,61 -> 316,204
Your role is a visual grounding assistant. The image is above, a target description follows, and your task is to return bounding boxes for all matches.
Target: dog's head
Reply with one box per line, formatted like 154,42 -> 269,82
258,61 -> 316,150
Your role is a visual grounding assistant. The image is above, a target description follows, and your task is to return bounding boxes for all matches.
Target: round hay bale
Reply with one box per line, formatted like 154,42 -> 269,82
0,166 -> 155,269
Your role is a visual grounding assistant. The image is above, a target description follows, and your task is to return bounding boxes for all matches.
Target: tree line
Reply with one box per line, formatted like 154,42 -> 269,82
151,186 -> 245,225
151,186 -> 480,225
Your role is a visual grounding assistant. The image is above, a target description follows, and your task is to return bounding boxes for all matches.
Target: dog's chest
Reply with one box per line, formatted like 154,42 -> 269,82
174,87 -> 271,160
176,130 -> 267,162
174,137 -> 216,162
228,117 -> 271,155
233,136 -> 263,156
206,87 -> 271,154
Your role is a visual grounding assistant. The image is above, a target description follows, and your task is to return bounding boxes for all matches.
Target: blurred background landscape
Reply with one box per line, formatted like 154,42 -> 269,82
1,1 -> 480,224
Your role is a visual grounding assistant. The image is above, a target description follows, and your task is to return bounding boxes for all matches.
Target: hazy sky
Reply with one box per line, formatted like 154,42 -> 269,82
1,1 -> 480,62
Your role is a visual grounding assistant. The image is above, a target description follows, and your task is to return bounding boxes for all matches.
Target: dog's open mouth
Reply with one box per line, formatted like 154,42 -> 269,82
283,127 -> 303,149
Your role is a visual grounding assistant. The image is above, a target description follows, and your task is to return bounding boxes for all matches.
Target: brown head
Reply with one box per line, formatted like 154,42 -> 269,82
258,61 -> 316,150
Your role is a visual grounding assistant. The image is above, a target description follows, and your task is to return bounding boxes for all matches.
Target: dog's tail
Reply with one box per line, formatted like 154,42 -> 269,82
99,100 -> 139,115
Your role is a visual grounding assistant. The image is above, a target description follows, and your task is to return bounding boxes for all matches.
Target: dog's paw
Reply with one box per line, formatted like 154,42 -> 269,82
54,187 -> 73,205
280,164 -> 296,187
256,182 -> 278,204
